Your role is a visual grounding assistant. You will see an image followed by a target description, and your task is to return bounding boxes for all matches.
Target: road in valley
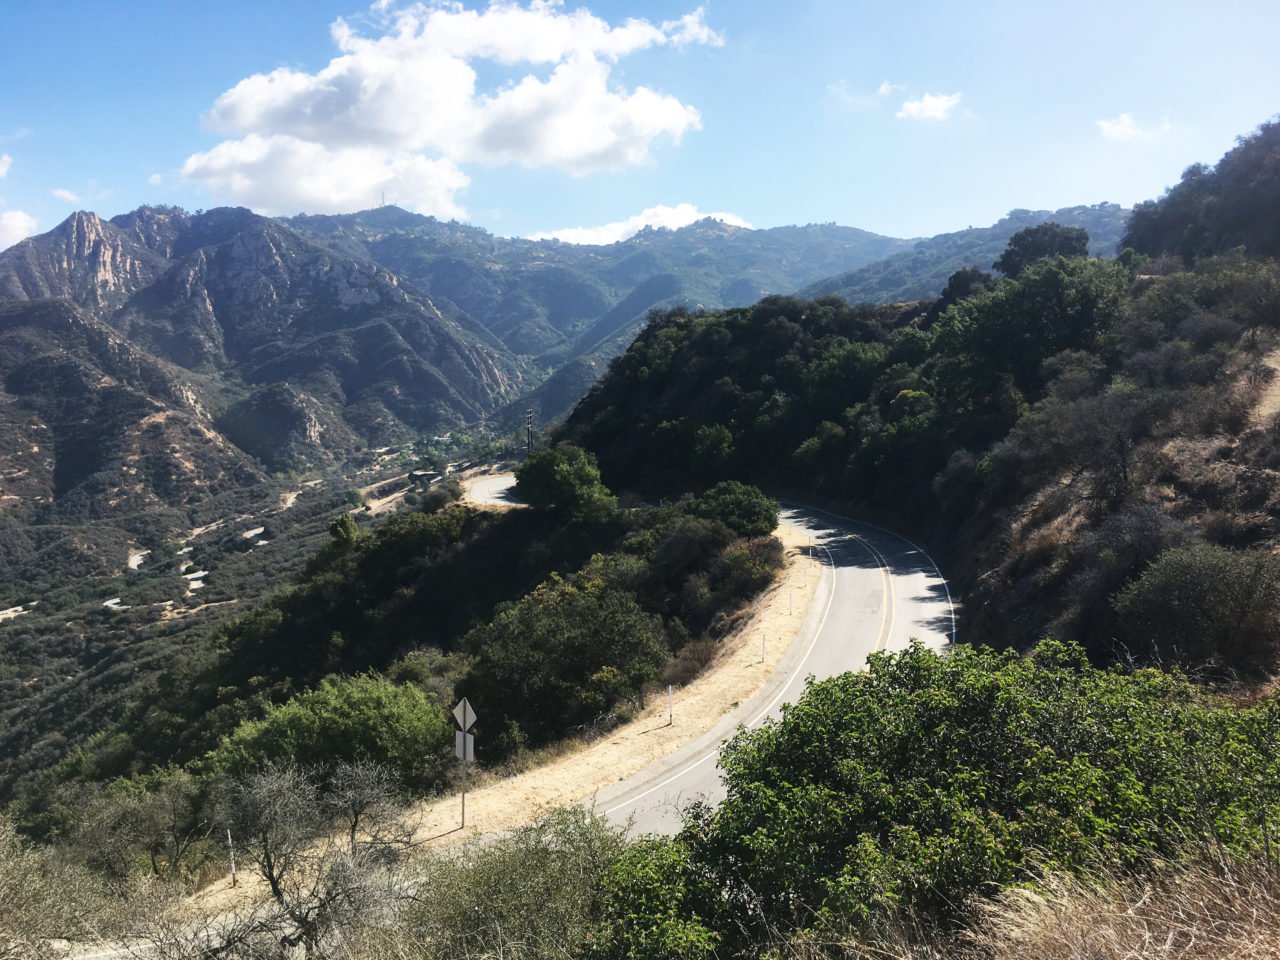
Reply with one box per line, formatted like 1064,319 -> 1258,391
464,471 -> 526,507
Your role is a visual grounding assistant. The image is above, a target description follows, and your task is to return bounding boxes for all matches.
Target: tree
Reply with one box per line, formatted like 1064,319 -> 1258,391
926,266 -> 995,323
212,763 -> 403,956
516,444 -> 618,521
208,675 -> 453,789
686,481 -> 778,539
329,512 -> 360,547
466,556 -> 668,745
1113,542 -> 1280,669
994,222 -> 1090,276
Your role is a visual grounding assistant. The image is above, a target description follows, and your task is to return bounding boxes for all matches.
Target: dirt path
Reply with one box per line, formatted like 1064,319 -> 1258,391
1253,348 -> 1280,427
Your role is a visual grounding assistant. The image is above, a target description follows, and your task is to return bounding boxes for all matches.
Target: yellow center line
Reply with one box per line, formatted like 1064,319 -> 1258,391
851,532 -> 894,653
870,537 -> 890,660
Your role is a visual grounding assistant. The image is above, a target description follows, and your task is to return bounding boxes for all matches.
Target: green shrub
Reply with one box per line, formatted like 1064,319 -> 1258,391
1114,542 -> 1280,671
592,641 -> 1280,951
686,481 -> 778,539
207,674 -> 452,789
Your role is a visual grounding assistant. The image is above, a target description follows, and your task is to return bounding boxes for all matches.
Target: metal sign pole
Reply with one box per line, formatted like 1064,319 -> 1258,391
453,697 -> 476,830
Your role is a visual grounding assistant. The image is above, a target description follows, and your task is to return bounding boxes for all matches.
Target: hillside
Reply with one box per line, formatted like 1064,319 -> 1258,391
562,123 -> 1280,677
802,202 -> 1128,304
1125,119 -> 1280,260
0,207 -> 525,470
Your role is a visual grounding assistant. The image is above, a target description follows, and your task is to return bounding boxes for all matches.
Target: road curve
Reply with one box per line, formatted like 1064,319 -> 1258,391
465,472 -> 525,507
595,504 -> 955,834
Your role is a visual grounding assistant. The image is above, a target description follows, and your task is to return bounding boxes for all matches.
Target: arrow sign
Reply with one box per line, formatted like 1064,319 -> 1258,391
452,697 -> 476,731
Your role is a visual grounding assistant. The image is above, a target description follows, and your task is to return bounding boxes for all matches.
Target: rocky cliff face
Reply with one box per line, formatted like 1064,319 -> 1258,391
0,208 -> 526,471
0,299 -> 262,524
0,212 -> 168,309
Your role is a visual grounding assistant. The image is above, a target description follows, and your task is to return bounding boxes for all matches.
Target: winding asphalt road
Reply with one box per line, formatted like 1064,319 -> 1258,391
597,504 -> 955,833
71,483 -> 956,957
466,475 -> 956,836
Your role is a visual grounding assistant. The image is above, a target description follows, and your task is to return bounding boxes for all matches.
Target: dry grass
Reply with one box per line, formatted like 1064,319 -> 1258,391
756,858 -> 1280,960
967,859 -> 1280,960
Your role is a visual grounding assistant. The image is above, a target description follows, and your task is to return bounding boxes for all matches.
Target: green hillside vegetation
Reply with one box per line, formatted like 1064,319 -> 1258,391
6,643 -> 1276,959
7,120 -> 1280,960
801,202 -> 1127,305
562,160 -> 1280,674
7,452 -> 782,831
589,642 -> 1280,956
1125,120 -> 1280,261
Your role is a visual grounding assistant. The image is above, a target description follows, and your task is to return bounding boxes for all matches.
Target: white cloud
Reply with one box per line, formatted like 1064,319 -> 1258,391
52,187 -> 80,203
0,210 -> 37,250
529,202 -> 750,245
0,154 -> 10,179
1096,112 -> 1171,142
662,7 -> 724,48
180,134 -> 470,217
896,92 -> 962,121
183,1 -> 720,217
876,80 -> 902,97
147,173 -> 164,187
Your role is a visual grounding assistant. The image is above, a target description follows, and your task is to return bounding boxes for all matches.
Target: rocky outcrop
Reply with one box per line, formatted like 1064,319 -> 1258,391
0,209 -> 528,464
0,212 -> 167,309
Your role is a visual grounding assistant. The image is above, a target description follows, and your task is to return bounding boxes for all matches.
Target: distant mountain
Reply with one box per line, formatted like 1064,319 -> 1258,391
801,204 -> 1129,305
0,202 -> 1134,476
0,207 -> 525,469
289,210 -> 912,357
0,298 -> 270,586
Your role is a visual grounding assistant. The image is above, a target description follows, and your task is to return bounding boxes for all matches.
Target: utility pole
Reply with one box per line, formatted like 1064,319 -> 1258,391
525,408 -> 535,457
227,828 -> 237,887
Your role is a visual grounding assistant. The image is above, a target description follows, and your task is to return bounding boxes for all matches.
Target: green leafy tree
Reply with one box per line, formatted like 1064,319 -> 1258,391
465,556 -> 667,746
328,512 -> 360,547
516,444 -> 618,521
994,222 -> 1090,276
207,675 -> 452,789
686,481 -> 778,538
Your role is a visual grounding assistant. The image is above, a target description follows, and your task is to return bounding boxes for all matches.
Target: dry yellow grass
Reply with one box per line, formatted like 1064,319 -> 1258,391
965,859 -> 1280,960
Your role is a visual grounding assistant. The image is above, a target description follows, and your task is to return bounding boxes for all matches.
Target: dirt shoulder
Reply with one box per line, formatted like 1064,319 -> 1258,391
408,519 -> 819,844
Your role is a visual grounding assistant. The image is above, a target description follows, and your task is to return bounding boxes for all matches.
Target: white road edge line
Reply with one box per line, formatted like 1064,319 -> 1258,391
786,501 -> 957,645
605,520 -> 841,816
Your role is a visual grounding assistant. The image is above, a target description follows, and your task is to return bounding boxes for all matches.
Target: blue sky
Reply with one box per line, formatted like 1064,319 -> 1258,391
0,1 -> 1277,249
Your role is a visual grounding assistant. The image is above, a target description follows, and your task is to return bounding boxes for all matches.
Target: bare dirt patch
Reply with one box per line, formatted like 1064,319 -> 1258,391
1252,348 -> 1280,427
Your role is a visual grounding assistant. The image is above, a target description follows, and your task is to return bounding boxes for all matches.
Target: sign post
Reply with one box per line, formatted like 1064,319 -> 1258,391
452,697 -> 476,828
